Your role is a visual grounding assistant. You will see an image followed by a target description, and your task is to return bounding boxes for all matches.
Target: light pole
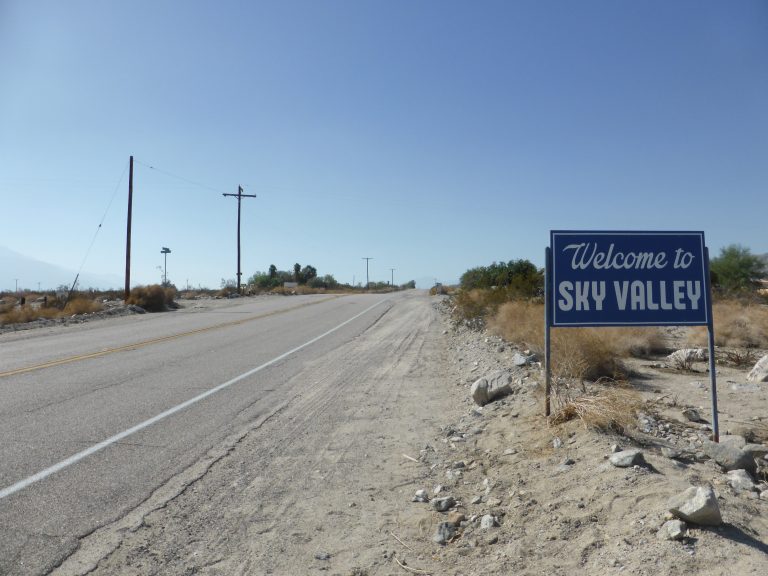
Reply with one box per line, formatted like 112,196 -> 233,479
14,279 -> 18,294
390,268 -> 395,291
161,247 -> 171,285
362,257 -> 372,290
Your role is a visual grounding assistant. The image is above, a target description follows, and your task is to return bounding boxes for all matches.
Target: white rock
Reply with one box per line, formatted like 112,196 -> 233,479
657,519 -> 687,541
667,348 -> 707,367
609,449 -> 645,468
480,514 -> 496,529
470,371 -> 515,406
413,489 -> 429,502
727,469 -> 757,493
747,354 -> 768,382
668,486 -> 722,526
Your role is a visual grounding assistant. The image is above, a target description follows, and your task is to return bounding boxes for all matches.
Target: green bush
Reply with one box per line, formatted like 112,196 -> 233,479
710,245 -> 767,294
460,259 -> 543,297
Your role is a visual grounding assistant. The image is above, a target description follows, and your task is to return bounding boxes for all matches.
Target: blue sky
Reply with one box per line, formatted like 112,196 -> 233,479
1,0 -> 766,290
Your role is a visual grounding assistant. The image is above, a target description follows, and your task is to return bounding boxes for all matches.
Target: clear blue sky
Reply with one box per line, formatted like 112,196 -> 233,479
1,0 -> 766,290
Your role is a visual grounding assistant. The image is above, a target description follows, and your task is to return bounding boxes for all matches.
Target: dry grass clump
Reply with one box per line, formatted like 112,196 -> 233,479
453,288 -> 528,320
0,305 -> 58,325
63,297 -> 103,315
550,384 -> 641,433
128,285 -> 176,312
686,300 -> 768,348
0,296 -> 103,325
553,329 -> 628,382
488,301 -> 665,382
487,300 -> 542,350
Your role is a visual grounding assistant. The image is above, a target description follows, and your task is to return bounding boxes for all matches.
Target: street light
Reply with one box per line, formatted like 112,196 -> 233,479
161,247 -> 171,285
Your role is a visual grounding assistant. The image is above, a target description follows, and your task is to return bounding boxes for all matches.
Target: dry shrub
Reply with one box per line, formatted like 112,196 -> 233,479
453,288 -> 524,321
553,329 -> 628,382
551,384 -> 641,433
602,327 -> 668,357
487,300 -> 542,351
686,300 -> 768,348
489,301 -> 665,382
128,285 -> 175,312
63,297 -> 103,315
0,302 -> 66,325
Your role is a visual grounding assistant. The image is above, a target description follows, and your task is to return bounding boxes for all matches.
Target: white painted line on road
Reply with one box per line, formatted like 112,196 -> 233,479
0,298 -> 390,501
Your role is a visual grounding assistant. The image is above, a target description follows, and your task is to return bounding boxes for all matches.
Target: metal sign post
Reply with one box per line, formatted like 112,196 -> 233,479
545,246 -> 552,417
545,230 -> 718,441
703,247 -> 719,442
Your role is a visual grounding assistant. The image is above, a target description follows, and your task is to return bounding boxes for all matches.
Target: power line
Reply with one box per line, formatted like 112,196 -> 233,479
134,159 -> 226,195
72,160 -> 130,286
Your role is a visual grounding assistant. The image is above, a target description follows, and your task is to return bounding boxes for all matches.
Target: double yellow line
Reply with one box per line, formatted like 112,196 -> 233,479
0,296 -> 340,379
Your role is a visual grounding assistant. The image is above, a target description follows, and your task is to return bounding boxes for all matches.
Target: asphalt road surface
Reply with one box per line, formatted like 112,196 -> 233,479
0,292 -> 422,575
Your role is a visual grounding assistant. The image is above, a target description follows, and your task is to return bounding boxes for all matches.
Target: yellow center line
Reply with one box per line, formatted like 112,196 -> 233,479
0,296 -> 343,379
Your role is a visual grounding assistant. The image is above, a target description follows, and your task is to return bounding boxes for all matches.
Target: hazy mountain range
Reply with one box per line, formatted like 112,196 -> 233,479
0,246 -> 122,292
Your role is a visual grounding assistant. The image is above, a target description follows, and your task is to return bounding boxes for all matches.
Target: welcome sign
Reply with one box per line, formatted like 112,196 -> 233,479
550,231 -> 710,327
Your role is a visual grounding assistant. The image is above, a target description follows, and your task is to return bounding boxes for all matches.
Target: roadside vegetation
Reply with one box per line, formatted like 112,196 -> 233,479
127,284 -> 178,312
685,299 -> 768,349
246,262 -> 415,294
446,249 -> 768,428
0,292 -> 105,326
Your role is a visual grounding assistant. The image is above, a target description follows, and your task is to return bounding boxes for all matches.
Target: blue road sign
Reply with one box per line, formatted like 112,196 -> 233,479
549,231 -> 709,327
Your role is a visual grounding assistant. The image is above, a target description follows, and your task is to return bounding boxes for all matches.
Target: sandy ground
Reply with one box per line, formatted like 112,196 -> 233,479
51,295 -> 768,575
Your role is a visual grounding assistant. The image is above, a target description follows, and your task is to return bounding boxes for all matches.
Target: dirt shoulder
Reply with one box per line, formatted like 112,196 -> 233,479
54,295 -> 768,576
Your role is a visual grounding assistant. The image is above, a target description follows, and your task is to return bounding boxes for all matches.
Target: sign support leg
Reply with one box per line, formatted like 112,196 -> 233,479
545,247 -> 552,417
707,326 -> 719,442
704,247 -> 719,442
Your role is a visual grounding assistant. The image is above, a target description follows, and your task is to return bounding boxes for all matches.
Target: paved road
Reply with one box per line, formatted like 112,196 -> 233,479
0,293 -> 399,575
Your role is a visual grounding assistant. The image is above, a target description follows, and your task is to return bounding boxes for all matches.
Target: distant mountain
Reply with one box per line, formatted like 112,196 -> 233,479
0,246 -> 122,292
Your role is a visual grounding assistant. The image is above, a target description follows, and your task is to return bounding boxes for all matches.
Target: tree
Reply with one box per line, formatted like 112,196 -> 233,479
268,264 -> 277,278
300,265 -> 317,284
710,244 -> 767,293
293,263 -> 301,282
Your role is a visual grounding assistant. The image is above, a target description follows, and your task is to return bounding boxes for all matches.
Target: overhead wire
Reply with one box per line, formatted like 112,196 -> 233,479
134,159 -> 227,195
70,160 -> 129,287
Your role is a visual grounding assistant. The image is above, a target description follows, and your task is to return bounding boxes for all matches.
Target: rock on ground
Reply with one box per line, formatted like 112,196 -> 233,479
657,519 -> 687,541
747,354 -> 768,382
609,449 -> 645,468
470,371 -> 515,406
702,440 -> 756,474
668,486 -> 723,526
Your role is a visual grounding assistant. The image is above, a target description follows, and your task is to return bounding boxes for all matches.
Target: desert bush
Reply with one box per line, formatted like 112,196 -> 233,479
0,299 -> 85,325
489,301 -> 664,382
452,287 -> 533,321
127,285 -> 175,312
63,298 -> 103,315
550,384 -> 641,433
0,305 -> 57,325
685,299 -> 768,348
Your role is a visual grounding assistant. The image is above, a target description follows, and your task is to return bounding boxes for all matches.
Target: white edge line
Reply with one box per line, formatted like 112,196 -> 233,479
0,298 -> 389,500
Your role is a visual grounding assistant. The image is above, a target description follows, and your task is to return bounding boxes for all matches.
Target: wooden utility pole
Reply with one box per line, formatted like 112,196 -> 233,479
124,156 -> 133,301
223,186 -> 256,294
362,257 -> 372,290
